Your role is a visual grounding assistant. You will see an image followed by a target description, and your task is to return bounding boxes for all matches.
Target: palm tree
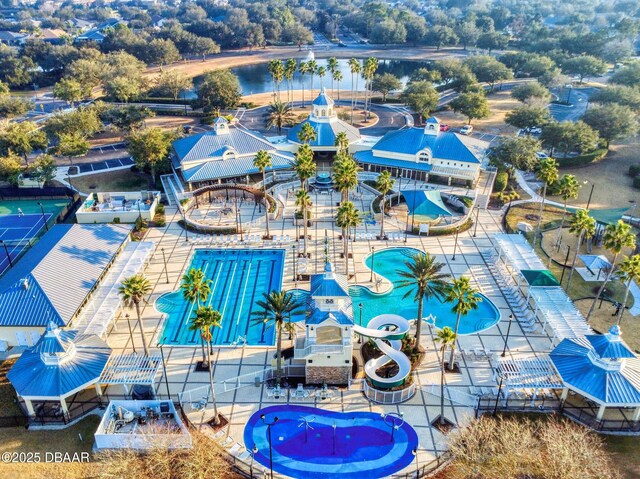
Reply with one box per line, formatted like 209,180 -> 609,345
189,306 -> 222,424
284,58 -> 297,105
348,58 -> 361,123
334,131 -> 349,153
119,274 -> 152,356
395,253 -> 450,353
181,268 -> 212,364
586,220 -> 637,321
266,101 -> 294,135
534,158 -> 559,242
268,59 -> 285,102
327,57 -> 339,96
335,201 -> 361,278
295,190 -> 312,257
566,209 -> 596,291
298,61 -> 310,107
254,291 -> 304,386
307,59 -> 318,97
297,122 -> 317,144
362,57 -> 379,120
292,143 -> 315,190
333,70 -> 343,100
617,254 -> 640,324
316,66 -> 327,88
332,152 -> 360,202
551,174 -> 580,255
444,276 -> 482,370
253,150 -> 272,238
375,170 -> 394,239
435,326 -> 457,426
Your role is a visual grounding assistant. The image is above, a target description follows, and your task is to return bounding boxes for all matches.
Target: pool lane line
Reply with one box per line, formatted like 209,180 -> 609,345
231,258 -> 256,343
211,259 -> 234,344
257,258 -> 281,344
218,259 -> 239,342
241,259 -> 264,342
223,258 -> 250,344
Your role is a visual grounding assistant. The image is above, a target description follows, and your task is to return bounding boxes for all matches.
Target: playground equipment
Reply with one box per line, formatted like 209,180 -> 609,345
354,314 -> 411,388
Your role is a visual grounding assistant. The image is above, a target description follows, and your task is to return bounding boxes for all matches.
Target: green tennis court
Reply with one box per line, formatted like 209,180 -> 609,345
0,199 -> 69,216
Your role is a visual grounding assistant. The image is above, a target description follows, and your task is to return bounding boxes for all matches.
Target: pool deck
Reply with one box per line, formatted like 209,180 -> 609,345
103,179 -> 555,476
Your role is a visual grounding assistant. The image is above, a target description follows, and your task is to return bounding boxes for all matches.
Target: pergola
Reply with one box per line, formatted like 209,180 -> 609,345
493,234 -> 546,272
100,353 -> 162,397
528,287 -> 593,341
550,325 -> 640,421
496,356 -> 564,402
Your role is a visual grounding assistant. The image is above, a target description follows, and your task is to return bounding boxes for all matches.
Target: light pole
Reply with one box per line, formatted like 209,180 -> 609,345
250,445 -> 258,478
260,414 -> 279,479
125,314 -> 136,354
159,338 -> 171,399
238,202 -> 244,242
583,180 -> 595,210
161,248 -> 169,284
493,369 -> 505,417
451,226 -> 460,261
473,204 -> 480,237
501,314 -> 513,358
358,302 -> 363,344
181,207 -> 189,242
412,448 -> 419,478
292,245 -> 297,284
559,245 -> 571,286
36,202 -> 48,231
369,246 -> 375,283
0,240 -> 12,269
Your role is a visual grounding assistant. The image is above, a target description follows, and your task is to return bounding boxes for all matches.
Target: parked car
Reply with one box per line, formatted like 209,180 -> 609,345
535,151 -> 549,159
459,125 -> 473,135
439,123 -> 450,132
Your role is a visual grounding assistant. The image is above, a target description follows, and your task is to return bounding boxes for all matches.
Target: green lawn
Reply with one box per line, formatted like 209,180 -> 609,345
0,360 -> 23,418
70,169 -> 152,193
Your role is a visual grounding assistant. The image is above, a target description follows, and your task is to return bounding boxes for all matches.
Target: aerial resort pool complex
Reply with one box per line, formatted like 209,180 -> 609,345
157,249 -> 285,346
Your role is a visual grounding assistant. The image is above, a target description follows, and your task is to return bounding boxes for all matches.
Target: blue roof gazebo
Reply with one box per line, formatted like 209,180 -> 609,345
8,323 -> 112,419
550,325 -> 640,421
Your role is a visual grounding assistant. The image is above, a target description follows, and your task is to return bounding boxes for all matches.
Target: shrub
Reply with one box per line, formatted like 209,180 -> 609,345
113,217 -> 121,224
494,171 -> 509,192
629,164 -> 640,177
156,203 -> 165,215
134,216 -> 148,231
155,218 -> 166,227
555,148 -> 607,168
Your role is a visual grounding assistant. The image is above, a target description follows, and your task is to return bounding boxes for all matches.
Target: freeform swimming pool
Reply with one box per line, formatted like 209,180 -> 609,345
245,405 -> 419,479
156,249 -> 285,346
350,247 -> 501,334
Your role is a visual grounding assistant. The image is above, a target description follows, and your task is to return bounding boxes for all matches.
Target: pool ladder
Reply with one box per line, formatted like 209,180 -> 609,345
231,335 -> 247,348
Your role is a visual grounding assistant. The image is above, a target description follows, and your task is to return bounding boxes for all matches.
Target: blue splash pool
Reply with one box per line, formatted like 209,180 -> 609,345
244,405 -> 419,479
350,247 -> 501,334
156,249 -> 285,346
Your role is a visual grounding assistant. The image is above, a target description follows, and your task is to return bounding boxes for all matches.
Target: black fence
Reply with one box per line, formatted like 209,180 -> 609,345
0,186 -> 76,200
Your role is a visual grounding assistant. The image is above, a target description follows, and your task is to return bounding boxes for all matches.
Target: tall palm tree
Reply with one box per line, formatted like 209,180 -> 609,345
254,291 -> 304,386
284,58 -> 297,105
253,150 -> 272,238
566,209 -> 596,291
292,143 -> 315,190
348,58 -> 361,123
617,254 -> 640,324
444,276 -> 482,370
586,220 -> 637,321
327,57 -> 339,96
307,59 -> 318,97
375,170 -> 394,239
295,190 -> 312,257
316,66 -> 327,88
181,268 -> 212,364
551,174 -> 580,255
119,274 -> 152,356
268,59 -> 285,102
333,70 -> 343,100
362,57 -> 379,120
435,326 -> 457,426
334,131 -> 349,153
298,122 -> 317,144
266,101 -> 294,135
534,158 -> 559,242
189,306 -> 222,425
332,152 -> 360,202
298,61 -> 310,107
335,201 -> 361,278
395,253 -> 450,353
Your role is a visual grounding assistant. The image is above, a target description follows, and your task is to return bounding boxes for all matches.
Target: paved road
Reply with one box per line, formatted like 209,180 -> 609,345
548,87 -> 597,122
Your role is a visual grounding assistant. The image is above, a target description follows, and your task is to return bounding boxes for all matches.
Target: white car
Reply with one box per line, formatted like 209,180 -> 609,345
459,125 -> 473,135
535,152 -> 549,159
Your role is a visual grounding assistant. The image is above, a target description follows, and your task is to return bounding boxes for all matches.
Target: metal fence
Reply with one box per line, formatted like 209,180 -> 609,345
0,186 -> 75,199
363,379 -> 417,404
424,383 -> 479,408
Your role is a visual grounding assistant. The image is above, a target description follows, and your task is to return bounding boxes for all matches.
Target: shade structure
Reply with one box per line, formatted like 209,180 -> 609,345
578,254 -> 611,271
401,190 -> 452,218
529,287 -> 592,340
520,269 -> 560,287
550,325 -> 640,407
7,323 -> 112,399
493,233 -> 546,271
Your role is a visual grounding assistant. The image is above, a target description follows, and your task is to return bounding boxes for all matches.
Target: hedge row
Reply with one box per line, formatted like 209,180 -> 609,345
556,148 -> 608,168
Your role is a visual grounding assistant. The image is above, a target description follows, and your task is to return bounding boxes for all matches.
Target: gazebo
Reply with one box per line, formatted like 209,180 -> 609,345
8,323 -> 112,420
550,325 -> 640,422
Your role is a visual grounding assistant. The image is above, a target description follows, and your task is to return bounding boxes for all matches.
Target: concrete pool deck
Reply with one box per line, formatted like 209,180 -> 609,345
103,181 -> 556,476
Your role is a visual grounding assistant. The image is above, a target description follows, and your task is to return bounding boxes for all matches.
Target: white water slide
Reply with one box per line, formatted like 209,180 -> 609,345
353,314 -> 412,388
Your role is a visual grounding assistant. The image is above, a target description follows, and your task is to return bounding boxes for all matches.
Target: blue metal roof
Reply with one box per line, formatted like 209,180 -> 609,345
425,116 -> 440,124
173,127 -> 276,164
181,151 -> 295,182
310,263 -> 349,297
287,119 -> 360,147
371,128 -> 487,163
306,308 -> 353,326
7,323 -> 111,398
587,325 -> 636,359
550,329 -> 640,406
354,150 -> 433,172
312,88 -> 334,107
0,224 -> 131,327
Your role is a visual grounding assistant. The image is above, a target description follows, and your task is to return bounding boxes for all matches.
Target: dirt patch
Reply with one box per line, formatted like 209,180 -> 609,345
575,299 -> 640,353
71,168 -> 152,193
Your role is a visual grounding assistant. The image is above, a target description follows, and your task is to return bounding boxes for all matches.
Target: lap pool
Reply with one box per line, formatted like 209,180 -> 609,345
244,405 -> 419,479
350,247 -> 501,334
156,249 -> 285,346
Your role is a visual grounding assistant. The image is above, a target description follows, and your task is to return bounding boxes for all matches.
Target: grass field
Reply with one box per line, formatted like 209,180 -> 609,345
605,435 -> 640,479
71,169 -> 152,193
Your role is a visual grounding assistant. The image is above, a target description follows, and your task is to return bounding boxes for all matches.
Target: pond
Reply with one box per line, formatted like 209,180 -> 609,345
189,58 -> 433,98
